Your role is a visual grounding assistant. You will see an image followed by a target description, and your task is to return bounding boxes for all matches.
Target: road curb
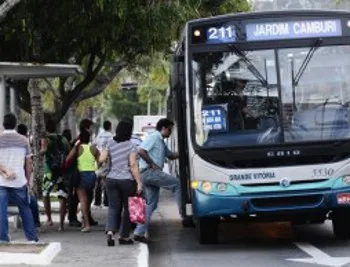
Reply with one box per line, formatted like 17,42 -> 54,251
0,242 -> 61,265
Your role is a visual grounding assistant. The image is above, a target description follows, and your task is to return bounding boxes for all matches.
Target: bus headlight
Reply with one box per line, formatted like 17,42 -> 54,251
342,176 -> 350,185
191,180 -> 199,189
202,181 -> 212,193
217,183 -> 227,192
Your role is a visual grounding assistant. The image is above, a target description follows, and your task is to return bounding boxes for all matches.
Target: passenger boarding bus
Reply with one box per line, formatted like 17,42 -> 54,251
168,10 -> 350,244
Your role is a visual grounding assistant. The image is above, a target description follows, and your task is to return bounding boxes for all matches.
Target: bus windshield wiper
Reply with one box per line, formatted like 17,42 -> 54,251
293,38 -> 323,86
228,43 -> 268,87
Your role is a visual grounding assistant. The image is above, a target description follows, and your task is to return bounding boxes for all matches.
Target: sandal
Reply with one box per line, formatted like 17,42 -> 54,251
45,221 -> 53,226
81,227 -> 91,233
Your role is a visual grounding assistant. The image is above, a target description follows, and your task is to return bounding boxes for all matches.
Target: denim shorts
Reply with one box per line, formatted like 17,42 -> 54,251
79,171 -> 97,189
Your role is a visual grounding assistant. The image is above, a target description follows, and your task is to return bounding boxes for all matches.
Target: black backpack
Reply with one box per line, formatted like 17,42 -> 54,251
46,134 -> 68,174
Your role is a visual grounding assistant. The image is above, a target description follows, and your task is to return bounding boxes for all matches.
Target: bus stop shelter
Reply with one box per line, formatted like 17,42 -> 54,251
0,62 -> 83,125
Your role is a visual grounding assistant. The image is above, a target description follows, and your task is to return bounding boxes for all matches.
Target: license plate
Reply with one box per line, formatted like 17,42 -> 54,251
337,193 -> 350,205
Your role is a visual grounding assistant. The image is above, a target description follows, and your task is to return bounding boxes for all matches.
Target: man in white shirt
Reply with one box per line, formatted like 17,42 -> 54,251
93,120 -> 113,207
0,113 -> 38,242
94,120 -> 113,150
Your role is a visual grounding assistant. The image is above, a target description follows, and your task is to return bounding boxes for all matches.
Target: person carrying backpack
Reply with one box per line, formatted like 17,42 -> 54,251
40,118 -> 70,231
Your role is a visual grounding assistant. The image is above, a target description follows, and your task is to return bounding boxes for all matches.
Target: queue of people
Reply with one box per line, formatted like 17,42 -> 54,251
0,113 -> 182,246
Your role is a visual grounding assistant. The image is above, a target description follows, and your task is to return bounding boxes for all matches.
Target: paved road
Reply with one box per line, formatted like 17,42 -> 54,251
149,191 -> 350,267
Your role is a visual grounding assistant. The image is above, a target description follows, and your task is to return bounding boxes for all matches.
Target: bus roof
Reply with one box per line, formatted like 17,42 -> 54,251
186,9 -> 350,25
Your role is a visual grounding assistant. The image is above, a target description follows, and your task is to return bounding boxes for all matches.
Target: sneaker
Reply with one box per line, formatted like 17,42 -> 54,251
133,235 -> 150,244
28,239 -> 39,244
69,220 -> 82,227
107,232 -> 115,247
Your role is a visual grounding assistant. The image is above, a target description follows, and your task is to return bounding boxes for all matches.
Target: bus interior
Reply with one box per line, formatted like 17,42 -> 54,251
192,45 -> 350,148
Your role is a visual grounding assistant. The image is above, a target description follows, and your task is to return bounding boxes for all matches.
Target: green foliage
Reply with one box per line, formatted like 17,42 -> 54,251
109,90 -> 147,119
0,0 -> 251,122
135,53 -> 170,106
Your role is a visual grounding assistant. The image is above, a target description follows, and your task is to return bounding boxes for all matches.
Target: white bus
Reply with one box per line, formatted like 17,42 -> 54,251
168,10 -> 350,244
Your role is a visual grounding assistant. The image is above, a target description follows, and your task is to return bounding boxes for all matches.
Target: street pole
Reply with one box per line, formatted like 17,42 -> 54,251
10,86 -> 16,113
0,75 -> 5,129
158,93 -> 162,115
147,93 -> 151,115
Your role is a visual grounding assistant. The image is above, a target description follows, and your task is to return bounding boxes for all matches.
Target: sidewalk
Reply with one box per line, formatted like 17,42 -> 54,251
6,204 -> 148,267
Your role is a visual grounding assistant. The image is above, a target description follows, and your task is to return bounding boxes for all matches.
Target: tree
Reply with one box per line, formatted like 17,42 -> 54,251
107,69 -> 148,119
253,0 -> 341,10
28,79 -> 44,196
0,0 -> 250,123
135,53 -> 170,115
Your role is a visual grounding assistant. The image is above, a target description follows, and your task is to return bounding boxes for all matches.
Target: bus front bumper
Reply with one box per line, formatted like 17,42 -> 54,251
192,187 -> 350,218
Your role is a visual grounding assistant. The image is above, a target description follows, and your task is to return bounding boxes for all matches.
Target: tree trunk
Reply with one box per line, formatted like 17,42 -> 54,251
61,113 -> 69,132
69,104 -> 78,139
28,79 -> 44,198
0,0 -> 21,23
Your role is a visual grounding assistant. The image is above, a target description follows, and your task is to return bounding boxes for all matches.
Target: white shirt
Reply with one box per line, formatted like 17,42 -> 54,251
0,130 -> 32,188
93,130 -> 113,151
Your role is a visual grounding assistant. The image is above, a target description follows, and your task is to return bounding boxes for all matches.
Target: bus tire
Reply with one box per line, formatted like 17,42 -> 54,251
182,216 -> 195,228
332,210 -> 350,239
197,217 -> 219,244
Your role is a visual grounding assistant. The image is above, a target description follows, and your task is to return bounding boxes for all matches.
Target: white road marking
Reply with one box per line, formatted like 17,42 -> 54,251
287,242 -> 350,267
137,243 -> 149,267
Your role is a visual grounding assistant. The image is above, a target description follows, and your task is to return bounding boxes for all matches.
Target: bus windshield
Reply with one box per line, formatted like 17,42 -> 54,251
192,45 -> 350,148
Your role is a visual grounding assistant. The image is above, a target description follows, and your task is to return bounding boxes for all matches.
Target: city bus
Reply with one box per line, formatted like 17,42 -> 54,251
168,9 -> 350,244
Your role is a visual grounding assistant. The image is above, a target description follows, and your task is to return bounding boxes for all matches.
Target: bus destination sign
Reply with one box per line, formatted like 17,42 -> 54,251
192,24 -> 236,44
246,19 -> 342,41
202,105 -> 227,131
206,25 -> 236,44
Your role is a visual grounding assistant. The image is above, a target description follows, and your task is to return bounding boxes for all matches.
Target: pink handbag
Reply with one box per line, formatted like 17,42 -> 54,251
128,196 -> 146,224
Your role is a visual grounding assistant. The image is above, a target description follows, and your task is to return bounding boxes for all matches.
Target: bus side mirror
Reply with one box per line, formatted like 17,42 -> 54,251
171,55 -> 185,91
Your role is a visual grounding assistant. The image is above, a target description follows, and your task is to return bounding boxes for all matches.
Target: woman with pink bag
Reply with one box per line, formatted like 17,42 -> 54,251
99,120 -> 142,246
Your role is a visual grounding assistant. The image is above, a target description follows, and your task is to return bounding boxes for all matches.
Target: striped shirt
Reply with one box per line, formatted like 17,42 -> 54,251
0,130 -> 32,188
106,139 -> 136,180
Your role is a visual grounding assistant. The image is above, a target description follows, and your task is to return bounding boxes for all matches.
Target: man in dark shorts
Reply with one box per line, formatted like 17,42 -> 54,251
41,118 -> 70,231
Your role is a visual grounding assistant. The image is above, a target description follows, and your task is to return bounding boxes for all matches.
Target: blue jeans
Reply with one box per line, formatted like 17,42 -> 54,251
9,194 -> 40,228
0,185 -> 38,242
29,195 -> 40,227
134,169 -> 182,236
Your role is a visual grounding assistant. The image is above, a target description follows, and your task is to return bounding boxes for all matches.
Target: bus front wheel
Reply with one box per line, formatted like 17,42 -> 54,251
332,210 -> 350,239
197,217 -> 219,244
